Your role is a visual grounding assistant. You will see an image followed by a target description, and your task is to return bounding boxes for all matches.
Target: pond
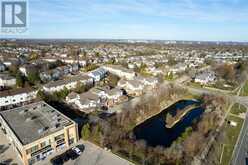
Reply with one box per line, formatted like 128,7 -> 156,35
133,100 -> 204,147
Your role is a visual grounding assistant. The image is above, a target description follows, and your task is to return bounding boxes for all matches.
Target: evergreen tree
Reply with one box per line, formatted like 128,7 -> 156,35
81,124 -> 90,140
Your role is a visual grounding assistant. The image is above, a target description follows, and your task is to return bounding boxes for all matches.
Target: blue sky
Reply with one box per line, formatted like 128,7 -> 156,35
2,0 -> 248,41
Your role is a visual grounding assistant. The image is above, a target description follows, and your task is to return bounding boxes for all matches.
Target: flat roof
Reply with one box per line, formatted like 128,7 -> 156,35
0,101 -> 74,145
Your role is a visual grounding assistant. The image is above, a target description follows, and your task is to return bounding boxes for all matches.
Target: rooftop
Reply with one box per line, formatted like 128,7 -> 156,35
0,73 -> 16,80
44,74 -> 92,88
0,101 -> 74,145
0,87 -> 35,97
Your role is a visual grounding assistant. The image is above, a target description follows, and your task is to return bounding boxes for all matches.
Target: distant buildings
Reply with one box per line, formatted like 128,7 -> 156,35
194,70 -> 216,85
40,64 -> 79,82
169,63 -> 187,74
19,64 -> 37,76
0,101 -> 79,165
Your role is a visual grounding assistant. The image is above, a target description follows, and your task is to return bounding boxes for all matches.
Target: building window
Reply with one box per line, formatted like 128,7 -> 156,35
40,142 -> 46,148
54,134 -> 65,141
26,145 -> 39,155
69,138 -> 74,145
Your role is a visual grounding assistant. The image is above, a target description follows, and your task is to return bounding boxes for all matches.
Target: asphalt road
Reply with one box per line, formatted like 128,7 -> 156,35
231,114 -> 248,165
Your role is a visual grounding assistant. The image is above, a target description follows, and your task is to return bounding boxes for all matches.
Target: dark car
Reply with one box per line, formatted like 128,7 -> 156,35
50,156 -> 63,165
67,149 -> 79,160
76,144 -> 85,152
61,152 -> 70,162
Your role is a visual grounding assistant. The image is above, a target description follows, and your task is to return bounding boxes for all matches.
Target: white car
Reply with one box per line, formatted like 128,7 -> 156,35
72,147 -> 81,155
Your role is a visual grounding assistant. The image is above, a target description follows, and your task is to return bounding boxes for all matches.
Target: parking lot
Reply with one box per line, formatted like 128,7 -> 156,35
0,128 -> 22,165
38,141 -> 132,165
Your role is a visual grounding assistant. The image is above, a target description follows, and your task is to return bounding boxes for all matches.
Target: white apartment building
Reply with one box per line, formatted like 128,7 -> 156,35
102,65 -> 136,80
0,74 -> 16,87
0,88 -> 37,108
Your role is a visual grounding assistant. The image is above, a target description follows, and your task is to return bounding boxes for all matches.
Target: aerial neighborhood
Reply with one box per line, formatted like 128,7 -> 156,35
0,40 -> 248,165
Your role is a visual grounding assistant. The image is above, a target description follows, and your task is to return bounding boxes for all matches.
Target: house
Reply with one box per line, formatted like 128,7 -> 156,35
136,76 -> 158,89
89,86 -> 110,98
0,73 -> 16,88
19,64 -> 36,76
145,66 -> 163,76
43,74 -> 93,93
105,88 -> 124,107
66,91 -> 100,113
194,70 -> 216,85
169,63 -> 187,74
0,88 -> 37,109
87,68 -> 108,82
39,72 -> 53,82
89,86 -> 124,107
102,65 -> 136,80
40,64 -> 79,82
0,62 -> 6,72
118,79 -> 144,96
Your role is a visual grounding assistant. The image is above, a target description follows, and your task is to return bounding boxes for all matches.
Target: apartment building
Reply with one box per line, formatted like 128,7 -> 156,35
0,101 -> 79,165
102,65 -> 136,80
43,74 -> 93,93
0,87 -> 37,109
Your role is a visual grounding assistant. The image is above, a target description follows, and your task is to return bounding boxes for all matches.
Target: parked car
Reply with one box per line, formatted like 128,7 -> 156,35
50,156 -> 63,165
67,149 -> 79,160
72,146 -> 81,155
76,144 -> 85,152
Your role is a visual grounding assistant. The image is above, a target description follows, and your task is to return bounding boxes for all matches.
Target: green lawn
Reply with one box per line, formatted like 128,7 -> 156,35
220,115 -> 244,165
240,81 -> 248,96
230,103 -> 247,115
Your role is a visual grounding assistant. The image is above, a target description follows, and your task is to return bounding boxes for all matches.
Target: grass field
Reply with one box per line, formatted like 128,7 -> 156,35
220,115 -> 244,165
230,103 -> 247,115
240,81 -> 248,96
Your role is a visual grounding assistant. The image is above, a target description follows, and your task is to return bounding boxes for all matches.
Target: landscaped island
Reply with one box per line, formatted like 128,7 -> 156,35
165,102 -> 201,128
